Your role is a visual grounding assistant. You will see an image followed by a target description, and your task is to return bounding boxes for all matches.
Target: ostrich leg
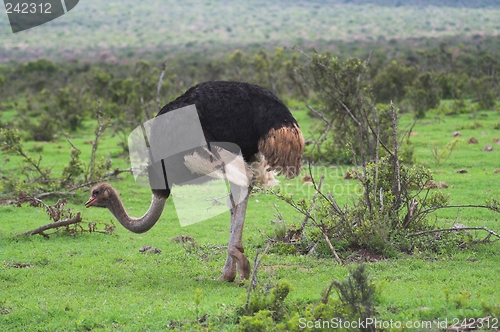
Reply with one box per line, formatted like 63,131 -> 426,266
219,186 -> 251,282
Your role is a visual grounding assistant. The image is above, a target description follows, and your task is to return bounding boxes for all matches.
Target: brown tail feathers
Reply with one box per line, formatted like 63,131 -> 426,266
257,123 -> 304,178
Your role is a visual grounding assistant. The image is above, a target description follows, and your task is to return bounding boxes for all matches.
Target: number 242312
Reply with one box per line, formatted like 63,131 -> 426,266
5,3 -> 52,14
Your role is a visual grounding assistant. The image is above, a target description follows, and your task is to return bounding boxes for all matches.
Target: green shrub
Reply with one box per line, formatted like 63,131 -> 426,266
275,155 -> 457,257
406,72 -> 441,118
28,114 -> 56,142
237,265 -> 380,332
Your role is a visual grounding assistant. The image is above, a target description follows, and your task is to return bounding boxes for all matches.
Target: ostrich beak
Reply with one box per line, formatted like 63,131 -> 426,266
85,196 -> 97,208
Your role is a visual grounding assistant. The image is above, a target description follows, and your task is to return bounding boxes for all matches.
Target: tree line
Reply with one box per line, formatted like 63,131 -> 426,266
0,40 -> 498,160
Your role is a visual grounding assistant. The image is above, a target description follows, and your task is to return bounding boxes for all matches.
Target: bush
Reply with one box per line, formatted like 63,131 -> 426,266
406,72 -> 441,118
472,76 -> 497,111
372,60 -> 418,103
275,155 -> 456,257
300,52 -> 393,163
27,114 -> 56,142
237,265 -> 380,332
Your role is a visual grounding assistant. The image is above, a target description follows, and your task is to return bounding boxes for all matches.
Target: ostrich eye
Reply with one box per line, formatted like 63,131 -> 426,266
92,190 -> 100,197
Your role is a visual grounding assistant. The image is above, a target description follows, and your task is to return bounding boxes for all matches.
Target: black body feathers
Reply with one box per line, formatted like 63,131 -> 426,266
151,81 -> 304,198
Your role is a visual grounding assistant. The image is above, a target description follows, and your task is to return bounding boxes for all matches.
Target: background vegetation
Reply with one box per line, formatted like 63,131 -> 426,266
2,0 -> 500,62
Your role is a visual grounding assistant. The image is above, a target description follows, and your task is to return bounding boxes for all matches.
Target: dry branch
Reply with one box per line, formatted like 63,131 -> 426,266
322,279 -> 338,304
409,226 -> 500,240
297,173 -> 325,233
157,61 -> 167,112
88,109 -> 109,182
245,241 -> 272,312
390,101 -> 402,209
16,212 -> 82,238
321,227 -> 343,265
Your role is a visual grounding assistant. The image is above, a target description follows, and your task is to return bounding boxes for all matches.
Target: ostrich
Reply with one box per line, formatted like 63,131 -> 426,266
85,81 -> 304,282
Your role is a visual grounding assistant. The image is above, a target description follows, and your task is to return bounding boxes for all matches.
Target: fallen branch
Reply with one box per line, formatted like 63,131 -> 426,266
16,212 -> 82,238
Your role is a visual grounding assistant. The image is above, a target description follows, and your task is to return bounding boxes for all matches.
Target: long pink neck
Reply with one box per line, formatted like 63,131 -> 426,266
107,193 -> 166,234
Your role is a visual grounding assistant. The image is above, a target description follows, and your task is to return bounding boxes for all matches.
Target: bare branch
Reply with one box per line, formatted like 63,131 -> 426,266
16,213 -> 82,237
297,173 -> 325,233
390,101 -> 402,209
105,168 -> 132,177
321,226 -> 342,265
60,130 -> 79,151
409,226 -> 500,240
88,106 -> 109,182
415,203 -> 500,218
245,241 -> 272,312
156,61 -> 167,112
322,279 -> 337,304
362,106 -> 394,157
305,102 -> 329,123
327,192 -> 345,217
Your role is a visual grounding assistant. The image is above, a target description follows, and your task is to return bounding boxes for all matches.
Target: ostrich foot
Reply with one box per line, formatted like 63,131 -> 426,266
218,246 -> 250,283
218,255 -> 236,282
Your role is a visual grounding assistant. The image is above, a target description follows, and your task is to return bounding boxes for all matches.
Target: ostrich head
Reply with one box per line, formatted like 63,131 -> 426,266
85,183 -> 116,208
85,183 -> 167,234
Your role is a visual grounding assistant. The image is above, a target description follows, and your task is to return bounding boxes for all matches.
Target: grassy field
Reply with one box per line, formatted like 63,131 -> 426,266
2,0 -> 500,62
0,105 -> 499,330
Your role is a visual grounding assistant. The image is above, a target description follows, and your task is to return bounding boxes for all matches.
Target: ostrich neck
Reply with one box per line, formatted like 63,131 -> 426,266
108,194 -> 166,234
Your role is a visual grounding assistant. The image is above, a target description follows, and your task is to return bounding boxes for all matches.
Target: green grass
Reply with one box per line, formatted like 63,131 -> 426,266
401,110 -> 500,223
1,107 -> 500,330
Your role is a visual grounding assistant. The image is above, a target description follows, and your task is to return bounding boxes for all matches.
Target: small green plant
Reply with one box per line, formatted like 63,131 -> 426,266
24,113 -> 57,142
452,290 -> 471,309
0,128 -> 52,188
330,265 -> 377,323
451,98 -> 470,114
239,310 -> 274,332
242,279 -> 291,321
431,138 -> 464,166
274,155 -> 451,257
481,301 -> 500,317
238,264 -> 380,332
61,148 -> 85,188
0,116 -> 113,196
